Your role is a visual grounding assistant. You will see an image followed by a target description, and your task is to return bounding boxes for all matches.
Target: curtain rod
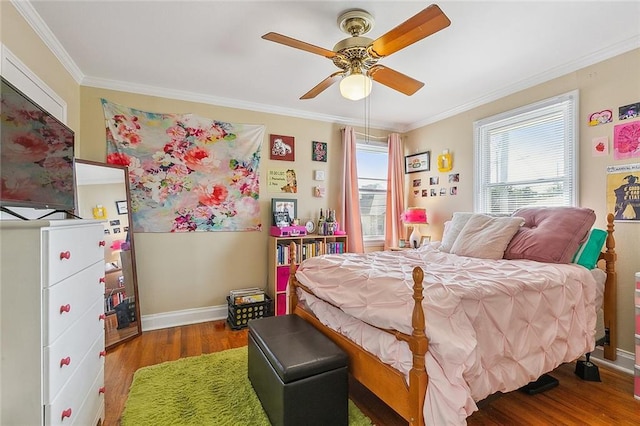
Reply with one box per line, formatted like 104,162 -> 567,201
345,129 -> 388,140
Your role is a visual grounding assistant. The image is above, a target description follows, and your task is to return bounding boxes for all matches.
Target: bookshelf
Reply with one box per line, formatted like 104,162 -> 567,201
268,234 -> 348,316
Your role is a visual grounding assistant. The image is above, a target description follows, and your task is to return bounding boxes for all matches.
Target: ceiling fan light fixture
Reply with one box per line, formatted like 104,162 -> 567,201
339,73 -> 372,101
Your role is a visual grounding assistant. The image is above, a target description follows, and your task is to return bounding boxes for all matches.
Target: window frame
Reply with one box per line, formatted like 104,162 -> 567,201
473,90 -> 579,214
355,139 -> 388,244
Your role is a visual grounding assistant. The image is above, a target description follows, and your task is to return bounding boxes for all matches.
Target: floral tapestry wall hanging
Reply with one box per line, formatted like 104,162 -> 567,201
102,99 -> 265,232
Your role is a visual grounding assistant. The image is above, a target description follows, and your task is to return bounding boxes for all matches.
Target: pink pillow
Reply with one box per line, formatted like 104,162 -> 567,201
504,207 -> 596,264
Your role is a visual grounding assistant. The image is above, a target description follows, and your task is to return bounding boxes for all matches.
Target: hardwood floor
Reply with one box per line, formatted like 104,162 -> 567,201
105,320 -> 640,426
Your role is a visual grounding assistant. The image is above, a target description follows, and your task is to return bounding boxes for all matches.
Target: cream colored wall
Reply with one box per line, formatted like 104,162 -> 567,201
405,48 -> 640,353
0,2 -> 81,138
79,86 -> 350,315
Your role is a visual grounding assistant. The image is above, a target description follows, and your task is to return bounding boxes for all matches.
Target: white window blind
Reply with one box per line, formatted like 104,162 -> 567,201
474,91 -> 578,214
356,140 -> 388,241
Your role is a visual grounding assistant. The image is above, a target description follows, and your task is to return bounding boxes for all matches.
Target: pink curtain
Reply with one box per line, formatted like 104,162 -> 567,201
385,133 -> 405,250
340,127 -> 364,253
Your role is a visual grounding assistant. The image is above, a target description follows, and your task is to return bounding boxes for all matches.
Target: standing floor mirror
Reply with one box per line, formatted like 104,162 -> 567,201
74,159 -> 141,350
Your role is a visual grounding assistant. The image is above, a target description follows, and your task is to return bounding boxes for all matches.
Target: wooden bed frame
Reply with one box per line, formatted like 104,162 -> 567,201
287,213 -> 617,426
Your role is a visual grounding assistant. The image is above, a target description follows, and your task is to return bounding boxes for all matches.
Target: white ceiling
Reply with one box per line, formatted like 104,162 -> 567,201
19,1 -> 640,132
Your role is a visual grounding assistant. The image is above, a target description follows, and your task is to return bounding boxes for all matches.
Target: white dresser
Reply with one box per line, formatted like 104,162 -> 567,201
0,219 -> 106,426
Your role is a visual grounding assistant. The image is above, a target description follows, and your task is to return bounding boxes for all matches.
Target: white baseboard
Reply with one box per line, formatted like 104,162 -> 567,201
141,304 -> 228,332
591,346 -> 635,375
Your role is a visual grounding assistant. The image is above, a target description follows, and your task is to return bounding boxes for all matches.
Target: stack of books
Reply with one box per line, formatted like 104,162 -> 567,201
229,287 -> 266,305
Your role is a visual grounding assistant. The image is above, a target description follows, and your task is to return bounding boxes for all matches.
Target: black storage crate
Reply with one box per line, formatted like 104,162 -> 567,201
227,295 -> 273,330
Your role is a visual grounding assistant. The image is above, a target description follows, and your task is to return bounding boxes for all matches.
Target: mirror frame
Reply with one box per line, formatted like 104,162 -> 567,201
74,159 -> 141,350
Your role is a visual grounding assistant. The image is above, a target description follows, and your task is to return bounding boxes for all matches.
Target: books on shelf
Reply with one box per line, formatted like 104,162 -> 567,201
275,239 -> 346,265
229,287 -> 266,305
104,287 -> 127,313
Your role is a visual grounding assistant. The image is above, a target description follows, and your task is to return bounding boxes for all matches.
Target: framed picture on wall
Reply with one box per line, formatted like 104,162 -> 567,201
405,151 -> 431,173
116,200 -> 128,215
271,198 -> 297,226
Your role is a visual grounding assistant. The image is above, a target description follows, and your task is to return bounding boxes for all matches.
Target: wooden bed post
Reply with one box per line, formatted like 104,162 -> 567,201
288,242 -> 298,314
408,267 -> 428,426
601,213 -> 617,360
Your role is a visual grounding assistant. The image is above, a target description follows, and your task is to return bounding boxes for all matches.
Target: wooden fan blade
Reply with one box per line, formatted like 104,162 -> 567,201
369,4 -> 451,58
300,72 -> 345,99
368,65 -> 424,96
262,32 -> 336,58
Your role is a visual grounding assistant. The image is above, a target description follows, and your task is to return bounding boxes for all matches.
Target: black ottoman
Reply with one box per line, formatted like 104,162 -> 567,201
248,315 -> 348,426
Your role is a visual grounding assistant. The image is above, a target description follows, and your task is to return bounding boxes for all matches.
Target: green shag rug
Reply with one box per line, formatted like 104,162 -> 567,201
122,346 -> 373,426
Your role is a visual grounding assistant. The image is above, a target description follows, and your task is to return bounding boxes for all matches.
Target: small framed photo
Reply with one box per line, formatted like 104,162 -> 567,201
312,141 -> 327,162
405,151 -> 431,174
270,134 -> 295,161
271,198 -> 297,227
420,235 -> 431,246
116,200 -> 128,215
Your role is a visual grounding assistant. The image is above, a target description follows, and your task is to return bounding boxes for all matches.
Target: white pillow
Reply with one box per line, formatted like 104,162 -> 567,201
438,212 -> 474,253
450,214 -> 525,259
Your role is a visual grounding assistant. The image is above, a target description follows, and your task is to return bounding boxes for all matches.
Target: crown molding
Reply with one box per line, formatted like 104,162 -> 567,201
404,35 -> 640,132
11,0 -> 84,84
81,75 -> 401,132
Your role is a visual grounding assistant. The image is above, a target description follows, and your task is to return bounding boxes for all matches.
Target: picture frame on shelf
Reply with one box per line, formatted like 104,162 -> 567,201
420,235 -> 431,246
116,200 -> 128,215
271,198 -> 297,227
405,151 -> 431,174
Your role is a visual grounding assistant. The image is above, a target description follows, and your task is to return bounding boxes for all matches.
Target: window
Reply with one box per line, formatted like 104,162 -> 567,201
474,91 -> 578,215
356,140 -> 388,242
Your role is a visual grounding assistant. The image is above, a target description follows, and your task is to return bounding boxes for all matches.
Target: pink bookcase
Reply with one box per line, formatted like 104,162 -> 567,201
268,234 -> 348,317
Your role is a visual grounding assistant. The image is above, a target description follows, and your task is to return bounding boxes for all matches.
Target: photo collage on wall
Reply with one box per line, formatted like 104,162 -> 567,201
413,172 -> 460,198
588,100 -> 640,221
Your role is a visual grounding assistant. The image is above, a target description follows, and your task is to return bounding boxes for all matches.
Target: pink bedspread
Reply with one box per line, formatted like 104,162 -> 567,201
295,245 -> 597,425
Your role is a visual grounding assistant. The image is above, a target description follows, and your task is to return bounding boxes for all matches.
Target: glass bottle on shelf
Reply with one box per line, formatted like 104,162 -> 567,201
317,209 -> 325,236
326,209 -> 336,235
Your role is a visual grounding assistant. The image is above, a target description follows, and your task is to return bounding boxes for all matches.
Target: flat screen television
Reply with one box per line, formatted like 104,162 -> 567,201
0,76 -> 76,212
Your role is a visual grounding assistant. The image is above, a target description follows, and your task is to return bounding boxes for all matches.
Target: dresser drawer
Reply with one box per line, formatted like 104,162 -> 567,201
44,296 -> 105,403
44,261 -> 105,345
44,224 -> 105,286
70,365 -> 104,426
45,334 -> 105,426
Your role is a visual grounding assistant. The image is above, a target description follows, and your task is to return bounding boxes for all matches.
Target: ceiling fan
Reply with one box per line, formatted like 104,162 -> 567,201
262,4 -> 451,101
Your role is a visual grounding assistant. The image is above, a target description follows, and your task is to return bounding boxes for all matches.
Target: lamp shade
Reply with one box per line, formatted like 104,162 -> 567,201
402,207 -> 428,248
401,207 -> 428,224
339,73 -> 372,101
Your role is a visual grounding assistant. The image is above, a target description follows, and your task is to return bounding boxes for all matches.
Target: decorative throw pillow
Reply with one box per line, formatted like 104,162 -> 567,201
503,207 -> 596,264
572,229 -> 607,269
438,212 -> 474,253
450,214 -> 525,260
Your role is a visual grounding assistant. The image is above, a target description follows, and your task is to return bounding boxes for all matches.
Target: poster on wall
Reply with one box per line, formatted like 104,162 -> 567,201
606,163 -> 640,221
270,134 -> 295,161
613,120 -> 640,160
267,169 -> 297,193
